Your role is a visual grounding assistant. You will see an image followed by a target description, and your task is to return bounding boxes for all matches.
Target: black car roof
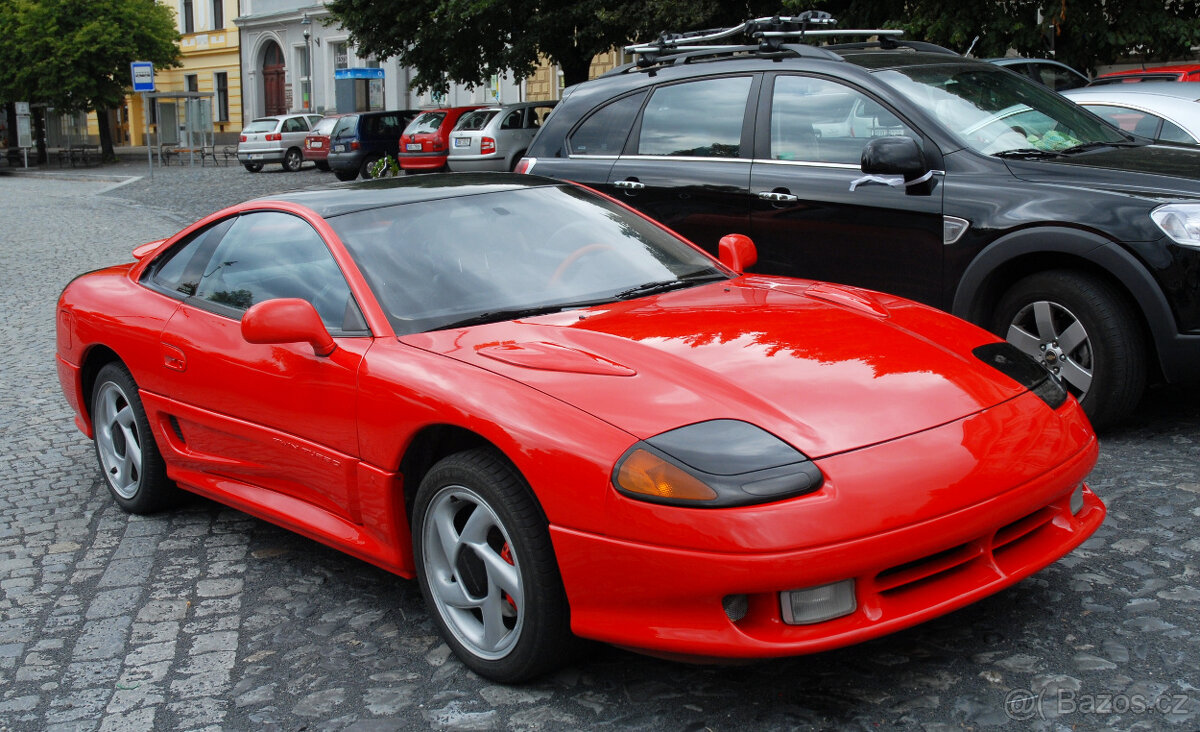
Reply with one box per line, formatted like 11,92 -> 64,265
250,173 -> 565,219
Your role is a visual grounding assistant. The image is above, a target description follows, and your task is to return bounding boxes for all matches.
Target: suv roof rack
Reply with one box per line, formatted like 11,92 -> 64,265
620,12 -> 947,72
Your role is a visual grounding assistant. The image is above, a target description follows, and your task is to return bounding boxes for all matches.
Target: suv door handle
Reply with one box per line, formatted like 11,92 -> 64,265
758,191 -> 799,202
614,179 -> 645,190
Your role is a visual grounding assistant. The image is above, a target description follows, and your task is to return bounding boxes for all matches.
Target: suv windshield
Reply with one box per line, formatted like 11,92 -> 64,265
878,64 -> 1129,155
407,112 -> 446,135
455,110 -> 499,131
329,185 -> 727,334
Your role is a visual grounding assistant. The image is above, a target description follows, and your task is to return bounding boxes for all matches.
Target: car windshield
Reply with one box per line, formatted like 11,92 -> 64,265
312,116 -> 340,135
454,110 -> 499,131
328,184 -> 728,334
243,119 -> 280,133
332,115 -> 359,139
406,112 -> 446,135
878,64 -> 1129,155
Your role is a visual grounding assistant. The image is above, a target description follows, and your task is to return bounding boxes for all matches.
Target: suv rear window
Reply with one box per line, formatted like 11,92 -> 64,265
407,112 -> 447,135
456,110 -> 499,131
637,77 -> 751,157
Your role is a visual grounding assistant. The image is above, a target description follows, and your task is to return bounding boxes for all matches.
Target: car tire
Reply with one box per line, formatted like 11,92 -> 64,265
359,155 -> 382,180
413,448 -> 576,682
315,161 -> 330,171
992,269 -> 1145,429
282,148 -> 303,172
243,162 -> 263,173
91,362 -> 179,514
333,169 -> 358,182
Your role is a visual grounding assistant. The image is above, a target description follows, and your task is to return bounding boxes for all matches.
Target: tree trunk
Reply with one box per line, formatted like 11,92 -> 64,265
33,108 -> 47,165
96,106 -> 116,162
557,50 -> 595,90
4,103 -> 18,166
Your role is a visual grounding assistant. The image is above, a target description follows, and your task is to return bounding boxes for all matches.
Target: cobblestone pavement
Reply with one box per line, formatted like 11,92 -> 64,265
1,160 -> 1198,731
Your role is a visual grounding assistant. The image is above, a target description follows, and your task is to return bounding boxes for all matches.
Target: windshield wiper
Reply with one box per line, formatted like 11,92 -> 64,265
614,272 -> 730,300
436,304 -> 577,330
992,148 -> 1063,159
1058,140 -> 1142,155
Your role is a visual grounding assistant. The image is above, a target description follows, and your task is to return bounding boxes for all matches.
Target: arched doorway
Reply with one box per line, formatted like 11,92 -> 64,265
262,41 -> 286,116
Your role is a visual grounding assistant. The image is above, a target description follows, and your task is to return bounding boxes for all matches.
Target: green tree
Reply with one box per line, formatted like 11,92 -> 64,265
0,0 -> 180,162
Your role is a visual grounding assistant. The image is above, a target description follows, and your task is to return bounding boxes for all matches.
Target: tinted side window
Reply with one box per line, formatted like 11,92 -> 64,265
191,212 -> 363,333
1159,119 -> 1196,144
146,218 -> 236,297
568,91 -> 647,156
770,76 -> 917,165
638,77 -> 751,157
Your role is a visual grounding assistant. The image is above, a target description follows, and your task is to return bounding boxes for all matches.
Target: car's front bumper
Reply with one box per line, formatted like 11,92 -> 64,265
552,397 -> 1103,660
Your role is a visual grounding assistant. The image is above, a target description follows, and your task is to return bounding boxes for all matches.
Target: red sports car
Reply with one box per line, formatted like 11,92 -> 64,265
56,174 -> 1104,682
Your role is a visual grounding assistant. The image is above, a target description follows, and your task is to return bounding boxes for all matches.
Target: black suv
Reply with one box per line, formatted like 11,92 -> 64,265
327,109 -> 420,181
521,13 -> 1200,428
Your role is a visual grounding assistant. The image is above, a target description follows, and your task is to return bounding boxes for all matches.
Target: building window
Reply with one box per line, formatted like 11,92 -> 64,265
332,41 -> 349,70
211,0 -> 222,30
185,74 -> 199,93
182,0 -> 194,34
215,72 -> 229,121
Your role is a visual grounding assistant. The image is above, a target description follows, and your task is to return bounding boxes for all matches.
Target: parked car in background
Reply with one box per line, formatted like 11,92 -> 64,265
56,172 -> 1103,683
1090,63 -> 1200,85
987,57 -> 1089,91
1063,83 -> 1200,145
326,109 -> 421,181
302,115 -> 346,171
398,106 -> 485,172
520,12 -> 1200,429
236,113 -> 323,172
446,101 -> 558,172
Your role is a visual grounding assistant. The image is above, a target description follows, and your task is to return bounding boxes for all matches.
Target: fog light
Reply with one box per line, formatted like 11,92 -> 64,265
1070,485 -> 1085,514
722,594 -> 748,623
780,580 -> 856,625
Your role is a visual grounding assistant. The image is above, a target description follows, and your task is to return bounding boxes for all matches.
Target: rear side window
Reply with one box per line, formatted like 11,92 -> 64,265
283,117 -> 308,132
770,76 -> 917,165
1160,119 -> 1196,144
637,77 -> 751,157
568,91 -> 647,156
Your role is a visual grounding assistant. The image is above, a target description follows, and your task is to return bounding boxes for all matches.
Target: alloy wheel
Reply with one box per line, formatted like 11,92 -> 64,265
94,381 -> 143,499
1005,299 -> 1093,398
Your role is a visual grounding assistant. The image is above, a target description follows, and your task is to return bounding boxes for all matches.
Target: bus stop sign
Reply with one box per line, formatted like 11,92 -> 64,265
131,62 -> 155,92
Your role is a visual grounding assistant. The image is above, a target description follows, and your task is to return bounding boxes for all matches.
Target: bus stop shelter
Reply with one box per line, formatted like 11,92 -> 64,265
148,91 -> 216,166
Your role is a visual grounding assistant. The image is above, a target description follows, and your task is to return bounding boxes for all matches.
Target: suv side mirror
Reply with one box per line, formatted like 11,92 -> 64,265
861,136 -> 928,182
718,234 -> 758,274
242,298 -> 336,357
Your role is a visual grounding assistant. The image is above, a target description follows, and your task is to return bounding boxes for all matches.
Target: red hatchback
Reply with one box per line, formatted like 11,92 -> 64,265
398,106 -> 484,172
302,115 -> 345,171
1091,63 -> 1200,85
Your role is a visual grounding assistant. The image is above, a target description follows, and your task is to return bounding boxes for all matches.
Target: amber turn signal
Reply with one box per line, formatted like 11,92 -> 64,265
615,449 -> 718,501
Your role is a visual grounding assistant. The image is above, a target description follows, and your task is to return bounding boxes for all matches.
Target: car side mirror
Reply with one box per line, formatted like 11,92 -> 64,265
718,233 -> 758,274
860,136 -> 928,182
241,298 -> 336,357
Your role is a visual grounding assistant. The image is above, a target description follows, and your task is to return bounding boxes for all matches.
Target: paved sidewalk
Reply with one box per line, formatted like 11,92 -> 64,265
0,165 -> 1197,730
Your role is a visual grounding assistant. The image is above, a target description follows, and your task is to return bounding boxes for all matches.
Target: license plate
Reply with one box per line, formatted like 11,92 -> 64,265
406,143 -> 422,151
310,141 -> 323,148
336,144 -> 347,152
453,137 -> 471,148
250,154 -> 261,160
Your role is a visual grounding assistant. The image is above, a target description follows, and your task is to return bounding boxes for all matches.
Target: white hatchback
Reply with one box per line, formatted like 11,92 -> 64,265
236,113 -> 323,172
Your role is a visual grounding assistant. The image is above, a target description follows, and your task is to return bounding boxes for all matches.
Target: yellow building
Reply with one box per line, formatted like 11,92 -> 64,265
91,0 -> 243,147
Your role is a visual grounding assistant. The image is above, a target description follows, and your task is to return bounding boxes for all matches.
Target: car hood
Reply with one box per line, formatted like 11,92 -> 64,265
400,277 -> 1033,458
1003,144 -> 1200,197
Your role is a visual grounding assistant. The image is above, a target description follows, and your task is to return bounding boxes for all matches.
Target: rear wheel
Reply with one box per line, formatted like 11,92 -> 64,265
91,363 -> 179,514
992,269 -> 1145,429
315,160 -> 330,171
282,147 -> 303,172
243,162 -> 263,173
413,448 -> 575,682
359,154 -> 382,180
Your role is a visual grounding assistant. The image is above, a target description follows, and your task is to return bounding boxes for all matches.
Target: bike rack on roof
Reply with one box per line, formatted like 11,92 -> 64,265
621,12 -> 928,71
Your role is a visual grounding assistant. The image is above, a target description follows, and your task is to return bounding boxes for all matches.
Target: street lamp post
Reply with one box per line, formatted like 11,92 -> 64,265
301,14 -> 313,112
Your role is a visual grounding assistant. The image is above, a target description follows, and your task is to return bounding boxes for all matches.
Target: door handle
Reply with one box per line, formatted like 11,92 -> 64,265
758,191 -> 799,202
161,343 -> 187,372
614,180 -> 645,190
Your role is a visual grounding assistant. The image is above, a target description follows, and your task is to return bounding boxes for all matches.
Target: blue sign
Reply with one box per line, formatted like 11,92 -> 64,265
334,67 -> 386,80
131,62 -> 155,92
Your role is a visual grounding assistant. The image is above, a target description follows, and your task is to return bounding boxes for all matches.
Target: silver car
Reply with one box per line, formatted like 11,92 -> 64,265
1063,83 -> 1200,145
237,113 -> 323,172
446,101 -> 557,171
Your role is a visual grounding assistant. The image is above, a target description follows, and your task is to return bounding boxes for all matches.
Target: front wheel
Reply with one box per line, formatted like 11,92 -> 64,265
413,449 -> 576,682
282,148 -> 303,172
243,162 -> 263,173
992,269 -> 1145,430
91,362 -> 179,514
